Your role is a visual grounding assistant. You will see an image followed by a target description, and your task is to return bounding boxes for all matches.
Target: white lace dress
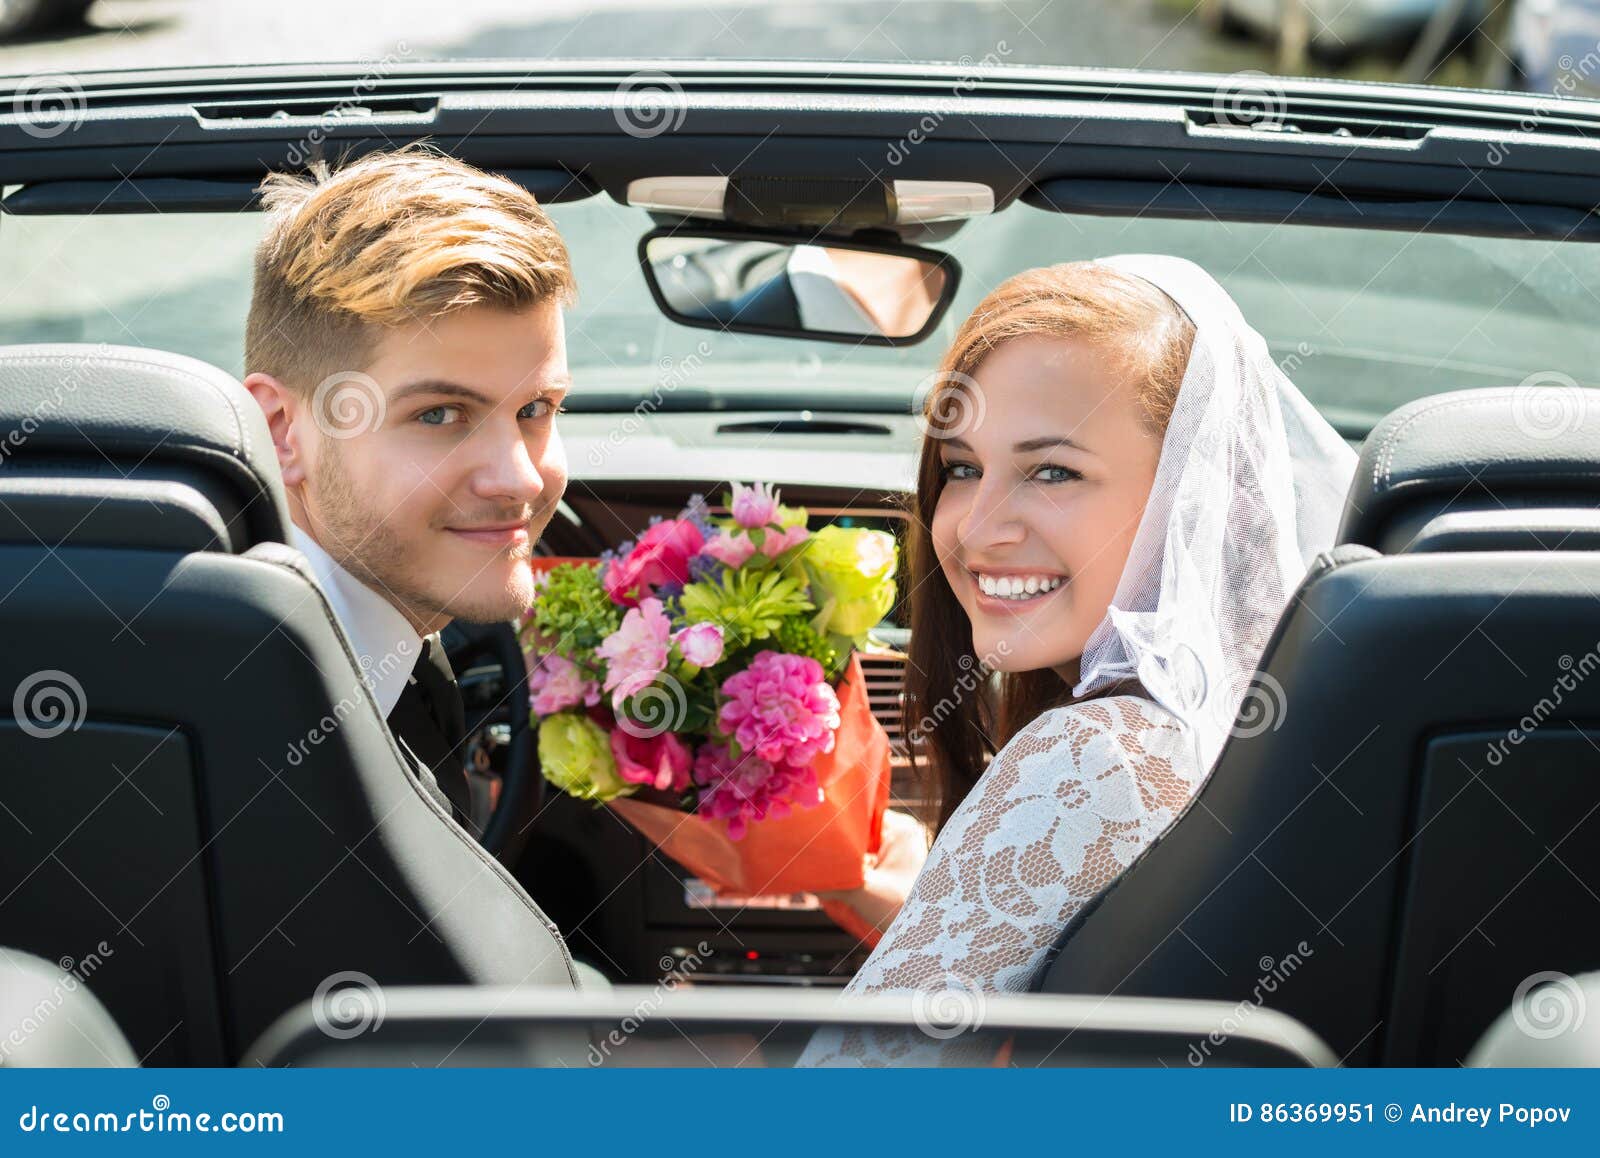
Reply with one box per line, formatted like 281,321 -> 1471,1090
797,693 -> 1202,1067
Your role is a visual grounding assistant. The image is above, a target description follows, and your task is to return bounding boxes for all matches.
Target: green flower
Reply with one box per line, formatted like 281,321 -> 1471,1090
678,568 -> 813,650
772,617 -> 844,682
523,563 -> 620,663
799,526 -> 898,641
537,713 -> 632,803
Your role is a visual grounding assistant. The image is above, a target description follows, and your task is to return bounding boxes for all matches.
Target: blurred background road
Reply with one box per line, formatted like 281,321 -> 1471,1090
0,0 -> 1564,95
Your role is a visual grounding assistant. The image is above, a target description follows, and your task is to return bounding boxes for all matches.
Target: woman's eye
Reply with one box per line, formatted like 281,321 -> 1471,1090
940,462 -> 979,481
1034,465 -> 1082,483
417,405 -> 465,426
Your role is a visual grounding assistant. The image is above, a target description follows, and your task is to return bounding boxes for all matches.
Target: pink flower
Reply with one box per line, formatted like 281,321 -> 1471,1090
605,519 -> 704,607
528,653 -> 601,716
692,742 -> 823,840
758,523 -> 810,559
673,622 -> 725,668
595,597 -> 671,707
730,481 -> 780,529
703,530 -> 757,569
717,650 -> 841,768
611,729 -> 693,793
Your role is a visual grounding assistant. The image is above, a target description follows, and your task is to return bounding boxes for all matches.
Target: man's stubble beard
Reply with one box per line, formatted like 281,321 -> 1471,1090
304,444 -> 539,630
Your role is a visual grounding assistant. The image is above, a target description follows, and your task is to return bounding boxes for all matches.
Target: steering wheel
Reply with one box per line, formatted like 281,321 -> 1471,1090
439,619 -> 543,867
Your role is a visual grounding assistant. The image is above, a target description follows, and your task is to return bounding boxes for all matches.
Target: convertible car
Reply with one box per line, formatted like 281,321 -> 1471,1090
2,58 -> 1600,1068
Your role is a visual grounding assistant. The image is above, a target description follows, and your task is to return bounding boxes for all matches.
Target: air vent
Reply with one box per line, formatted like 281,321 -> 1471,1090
715,419 -> 893,437
1187,108 -> 1430,142
193,96 -> 438,122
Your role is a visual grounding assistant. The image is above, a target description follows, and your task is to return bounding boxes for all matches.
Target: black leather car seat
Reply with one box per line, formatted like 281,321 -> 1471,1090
1035,387 -> 1600,1066
0,344 -> 578,1066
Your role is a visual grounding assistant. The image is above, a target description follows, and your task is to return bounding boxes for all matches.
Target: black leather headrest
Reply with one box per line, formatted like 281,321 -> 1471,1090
0,344 -> 290,550
1340,387 -> 1600,552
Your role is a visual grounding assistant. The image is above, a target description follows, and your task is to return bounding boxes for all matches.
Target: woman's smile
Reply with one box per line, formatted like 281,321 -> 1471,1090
965,566 -> 1069,614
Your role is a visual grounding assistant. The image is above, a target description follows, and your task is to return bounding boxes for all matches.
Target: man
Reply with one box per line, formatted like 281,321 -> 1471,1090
243,146 -> 575,833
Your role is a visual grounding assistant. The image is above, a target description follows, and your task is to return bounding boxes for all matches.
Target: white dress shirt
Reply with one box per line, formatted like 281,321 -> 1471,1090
787,244 -> 882,336
289,525 -> 423,717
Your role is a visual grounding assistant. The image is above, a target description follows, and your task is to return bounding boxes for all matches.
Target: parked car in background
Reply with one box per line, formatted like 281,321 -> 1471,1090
0,0 -> 93,40
1509,0 -> 1600,96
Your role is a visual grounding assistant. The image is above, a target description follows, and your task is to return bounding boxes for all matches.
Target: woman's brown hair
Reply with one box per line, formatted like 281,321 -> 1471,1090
904,261 -> 1196,833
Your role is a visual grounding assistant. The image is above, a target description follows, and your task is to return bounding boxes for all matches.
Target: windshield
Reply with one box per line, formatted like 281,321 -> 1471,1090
2,0 -> 1596,100
4,195 -> 1595,432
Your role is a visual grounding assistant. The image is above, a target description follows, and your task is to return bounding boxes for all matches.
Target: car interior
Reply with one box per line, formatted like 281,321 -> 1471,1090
2,61 -> 1600,1067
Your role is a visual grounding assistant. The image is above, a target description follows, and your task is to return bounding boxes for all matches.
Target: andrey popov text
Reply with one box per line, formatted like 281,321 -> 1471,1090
1230,1103 -> 1573,1127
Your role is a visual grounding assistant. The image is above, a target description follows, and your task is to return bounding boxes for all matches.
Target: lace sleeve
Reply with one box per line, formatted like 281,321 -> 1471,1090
795,694 -> 1200,1067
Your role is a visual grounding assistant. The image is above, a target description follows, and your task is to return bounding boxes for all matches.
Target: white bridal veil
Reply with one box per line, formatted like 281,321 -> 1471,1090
1073,253 -> 1357,771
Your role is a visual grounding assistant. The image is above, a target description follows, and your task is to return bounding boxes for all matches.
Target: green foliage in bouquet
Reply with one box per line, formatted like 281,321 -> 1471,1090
676,567 -> 813,650
770,616 -> 846,683
522,562 -> 620,662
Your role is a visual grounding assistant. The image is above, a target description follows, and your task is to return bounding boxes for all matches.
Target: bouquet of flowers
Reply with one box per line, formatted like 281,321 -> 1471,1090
519,482 -> 897,898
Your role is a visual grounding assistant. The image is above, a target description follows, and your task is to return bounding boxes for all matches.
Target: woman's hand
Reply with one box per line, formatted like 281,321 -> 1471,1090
815,808 -> 931,939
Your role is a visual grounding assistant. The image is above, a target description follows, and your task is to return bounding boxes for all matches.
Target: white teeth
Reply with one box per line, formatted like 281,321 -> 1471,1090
974,573 -> 1063,601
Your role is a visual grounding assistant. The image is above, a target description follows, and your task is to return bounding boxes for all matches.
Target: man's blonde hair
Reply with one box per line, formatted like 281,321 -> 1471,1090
245,145 -> 576,388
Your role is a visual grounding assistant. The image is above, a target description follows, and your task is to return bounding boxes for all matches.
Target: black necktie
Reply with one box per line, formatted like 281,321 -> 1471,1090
386,633 -> 473,828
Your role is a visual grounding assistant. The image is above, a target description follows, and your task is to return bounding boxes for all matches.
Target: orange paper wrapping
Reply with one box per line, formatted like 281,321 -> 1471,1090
607,652 -> 891,897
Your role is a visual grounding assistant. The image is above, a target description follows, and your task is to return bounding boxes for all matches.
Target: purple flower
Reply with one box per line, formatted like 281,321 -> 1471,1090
730,481 -> 780,529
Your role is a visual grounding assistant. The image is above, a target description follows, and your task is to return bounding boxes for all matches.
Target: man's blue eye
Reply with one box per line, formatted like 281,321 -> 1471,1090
418,405 -> 464,426
519,399 -> 556,419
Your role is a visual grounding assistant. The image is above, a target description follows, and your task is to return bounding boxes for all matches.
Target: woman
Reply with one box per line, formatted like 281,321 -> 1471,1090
801,254 -> 1356,1065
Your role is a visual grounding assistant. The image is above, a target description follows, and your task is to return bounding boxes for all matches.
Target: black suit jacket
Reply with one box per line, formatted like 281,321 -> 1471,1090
385,633 -> 474,829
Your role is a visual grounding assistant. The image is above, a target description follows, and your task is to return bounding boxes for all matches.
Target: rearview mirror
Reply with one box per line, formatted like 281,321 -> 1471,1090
640,227 -> 960,346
